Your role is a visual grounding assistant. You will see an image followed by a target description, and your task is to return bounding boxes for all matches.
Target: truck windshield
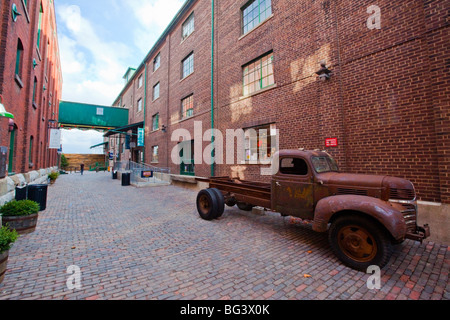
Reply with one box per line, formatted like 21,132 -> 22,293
311,156 -> 339,173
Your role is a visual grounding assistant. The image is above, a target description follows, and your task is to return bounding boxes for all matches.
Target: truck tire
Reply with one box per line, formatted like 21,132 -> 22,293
196,189 -> 220,221
237,202 -> 254,212
328,214 -> 393,271
210,188 -> 225,218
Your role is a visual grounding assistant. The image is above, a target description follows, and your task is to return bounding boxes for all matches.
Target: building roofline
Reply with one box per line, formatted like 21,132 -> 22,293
111,0 -> 198,105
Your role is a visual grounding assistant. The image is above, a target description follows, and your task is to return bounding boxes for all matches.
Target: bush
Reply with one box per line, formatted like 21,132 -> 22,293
0,226 -> 19,254
0,200 -> 40,217
61,154 -> 69,170
48,172 -> 59,181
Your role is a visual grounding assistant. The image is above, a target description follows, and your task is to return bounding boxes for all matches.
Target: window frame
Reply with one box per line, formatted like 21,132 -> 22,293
182,12 -> 195,41
244,123 -> 277,164
152,145 -> 159,163
153,53 -> 161,72
241,0 -> 272,35
242,51 -> 275,96
152,113 -> 160,131
137,98 -> 143,112
153,82 -> 160,101
181,52 -> 194,79
181,94 -> 194,119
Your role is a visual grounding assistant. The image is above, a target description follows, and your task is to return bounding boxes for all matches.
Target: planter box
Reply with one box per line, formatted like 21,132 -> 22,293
2,213 -> 38,234
0,250 -> 9,284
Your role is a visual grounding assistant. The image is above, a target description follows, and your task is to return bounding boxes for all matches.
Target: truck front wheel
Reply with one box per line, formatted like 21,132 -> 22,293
328,214 -> 393,271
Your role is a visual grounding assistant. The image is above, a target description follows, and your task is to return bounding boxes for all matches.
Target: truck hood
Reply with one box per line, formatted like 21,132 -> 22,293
318,172 -> 386,188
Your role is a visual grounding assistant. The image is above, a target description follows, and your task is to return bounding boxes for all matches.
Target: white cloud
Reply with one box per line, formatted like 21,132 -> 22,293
61,129 -> 105,154
126,0 -> 185,54
57,4 -> 132,105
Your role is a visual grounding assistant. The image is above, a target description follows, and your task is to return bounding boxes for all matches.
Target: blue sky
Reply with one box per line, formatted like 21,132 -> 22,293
55,0 -> 185,154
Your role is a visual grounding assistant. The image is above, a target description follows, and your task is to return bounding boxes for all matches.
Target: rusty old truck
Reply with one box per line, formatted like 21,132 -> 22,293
195,149 -> 430,271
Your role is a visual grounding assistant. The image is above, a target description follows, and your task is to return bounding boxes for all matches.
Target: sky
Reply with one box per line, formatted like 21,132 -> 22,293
55,0 -> 185,154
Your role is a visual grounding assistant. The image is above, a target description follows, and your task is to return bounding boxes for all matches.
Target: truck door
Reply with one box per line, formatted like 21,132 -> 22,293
272,156 -> 314,220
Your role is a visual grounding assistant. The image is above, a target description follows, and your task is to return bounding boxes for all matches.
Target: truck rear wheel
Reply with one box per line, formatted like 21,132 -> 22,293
328,214 -> 393,271
210,188 -> 225,218
196,189 -> 220,221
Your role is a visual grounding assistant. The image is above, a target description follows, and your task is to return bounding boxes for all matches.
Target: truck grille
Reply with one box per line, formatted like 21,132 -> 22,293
400,203 -> 417,232
389,188 -> 416,201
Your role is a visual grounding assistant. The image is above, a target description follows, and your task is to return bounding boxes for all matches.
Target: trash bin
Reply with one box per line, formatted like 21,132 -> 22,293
121,172 -> 131,186
27,184 -> 48,211
112,170 -> 118,180
15,186 -> 28,201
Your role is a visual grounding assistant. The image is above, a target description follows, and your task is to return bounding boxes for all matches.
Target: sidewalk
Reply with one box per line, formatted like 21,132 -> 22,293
0,172 -> 448,300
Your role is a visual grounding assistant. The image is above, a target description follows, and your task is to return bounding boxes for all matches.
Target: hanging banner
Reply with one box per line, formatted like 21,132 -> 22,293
137,128 -> 145,147
49,129 -> 62,149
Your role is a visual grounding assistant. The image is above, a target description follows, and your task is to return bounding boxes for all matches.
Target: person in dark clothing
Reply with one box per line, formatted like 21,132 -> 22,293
80,163 -> 85,175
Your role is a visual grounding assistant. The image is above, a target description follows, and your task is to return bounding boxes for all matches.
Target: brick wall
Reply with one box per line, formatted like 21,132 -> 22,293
111,0 -> 449,204
0,0 -> 62,175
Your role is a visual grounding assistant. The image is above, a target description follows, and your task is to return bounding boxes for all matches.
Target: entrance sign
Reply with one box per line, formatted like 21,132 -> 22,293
49,129 -> 62,149
137,128 -> 145,147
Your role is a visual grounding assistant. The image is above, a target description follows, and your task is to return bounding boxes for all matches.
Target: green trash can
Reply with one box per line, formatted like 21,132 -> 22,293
27,184 -> 48,211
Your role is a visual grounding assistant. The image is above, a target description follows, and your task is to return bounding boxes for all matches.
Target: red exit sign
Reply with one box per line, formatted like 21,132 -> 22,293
325,138 -> 338,147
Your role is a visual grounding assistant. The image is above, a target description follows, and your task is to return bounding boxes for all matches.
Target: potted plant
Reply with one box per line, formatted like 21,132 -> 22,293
0,200 -> 40,235
48,171 -> 60,184
0,226 -> 18,284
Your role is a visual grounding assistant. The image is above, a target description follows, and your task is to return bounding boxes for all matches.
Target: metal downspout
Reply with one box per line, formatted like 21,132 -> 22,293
211,0 -> 215,177
143,63 -> 148,163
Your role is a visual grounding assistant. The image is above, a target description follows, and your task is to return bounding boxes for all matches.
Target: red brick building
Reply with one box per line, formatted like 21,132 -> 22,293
112,0 -> 449,207
0,0 -> 62,176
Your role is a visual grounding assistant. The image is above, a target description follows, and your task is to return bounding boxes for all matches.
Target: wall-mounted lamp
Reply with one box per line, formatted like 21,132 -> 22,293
8,119 -> 15,132
12,3 -> 21,22
162,125 -> 167,133
0,95 -> 15,119
316,61 -> 332,81
33,59 -> 38,69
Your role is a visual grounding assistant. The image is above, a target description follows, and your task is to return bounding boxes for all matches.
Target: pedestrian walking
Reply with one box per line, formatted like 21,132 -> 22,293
80,163 -> 85,175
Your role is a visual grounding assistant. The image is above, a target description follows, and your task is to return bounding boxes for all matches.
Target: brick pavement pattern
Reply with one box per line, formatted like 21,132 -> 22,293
0,172 -> 448,300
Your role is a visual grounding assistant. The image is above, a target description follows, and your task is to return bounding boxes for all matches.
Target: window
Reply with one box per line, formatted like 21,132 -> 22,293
244,123 -> 277,163
153,53 -> 161,71
182,13 -> 195,40
242,0 -> 272,34
138,75 -> 143,88
152,113 -> 159,131
29,136 -> 34,168
181,95 -> 194,119
15,39 -> 24,78
182,52 -> 194,78
153,83 -> 160,101
243,52 -> 274,96
280,158 -> 308,176
32,77 -> 38,105
152,146 -> 159,163
137,98 -> 143,112
37,3 -> 43,49
96,107 -> 104,115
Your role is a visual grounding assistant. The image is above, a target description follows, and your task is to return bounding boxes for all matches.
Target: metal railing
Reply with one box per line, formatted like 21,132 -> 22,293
129,161 -> 170,184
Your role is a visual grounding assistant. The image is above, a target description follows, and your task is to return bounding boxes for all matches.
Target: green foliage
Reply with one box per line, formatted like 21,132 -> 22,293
48,171 -> 60,181
61,154 -> 69,170
0,226 -> 19,254
0,200 -> 40,217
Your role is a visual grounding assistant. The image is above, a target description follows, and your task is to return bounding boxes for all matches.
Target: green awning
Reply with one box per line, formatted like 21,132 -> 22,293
90,142 -> 109,149
103,122 -> 144,137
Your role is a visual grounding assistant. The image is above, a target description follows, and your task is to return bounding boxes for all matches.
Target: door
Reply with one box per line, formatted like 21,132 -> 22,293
272,156 -> 314,220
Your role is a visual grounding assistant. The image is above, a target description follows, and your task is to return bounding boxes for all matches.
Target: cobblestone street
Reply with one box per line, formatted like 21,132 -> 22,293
0,172 -> 448,300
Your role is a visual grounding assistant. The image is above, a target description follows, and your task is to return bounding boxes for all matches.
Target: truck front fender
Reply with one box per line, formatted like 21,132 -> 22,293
313,195 -> 406,240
